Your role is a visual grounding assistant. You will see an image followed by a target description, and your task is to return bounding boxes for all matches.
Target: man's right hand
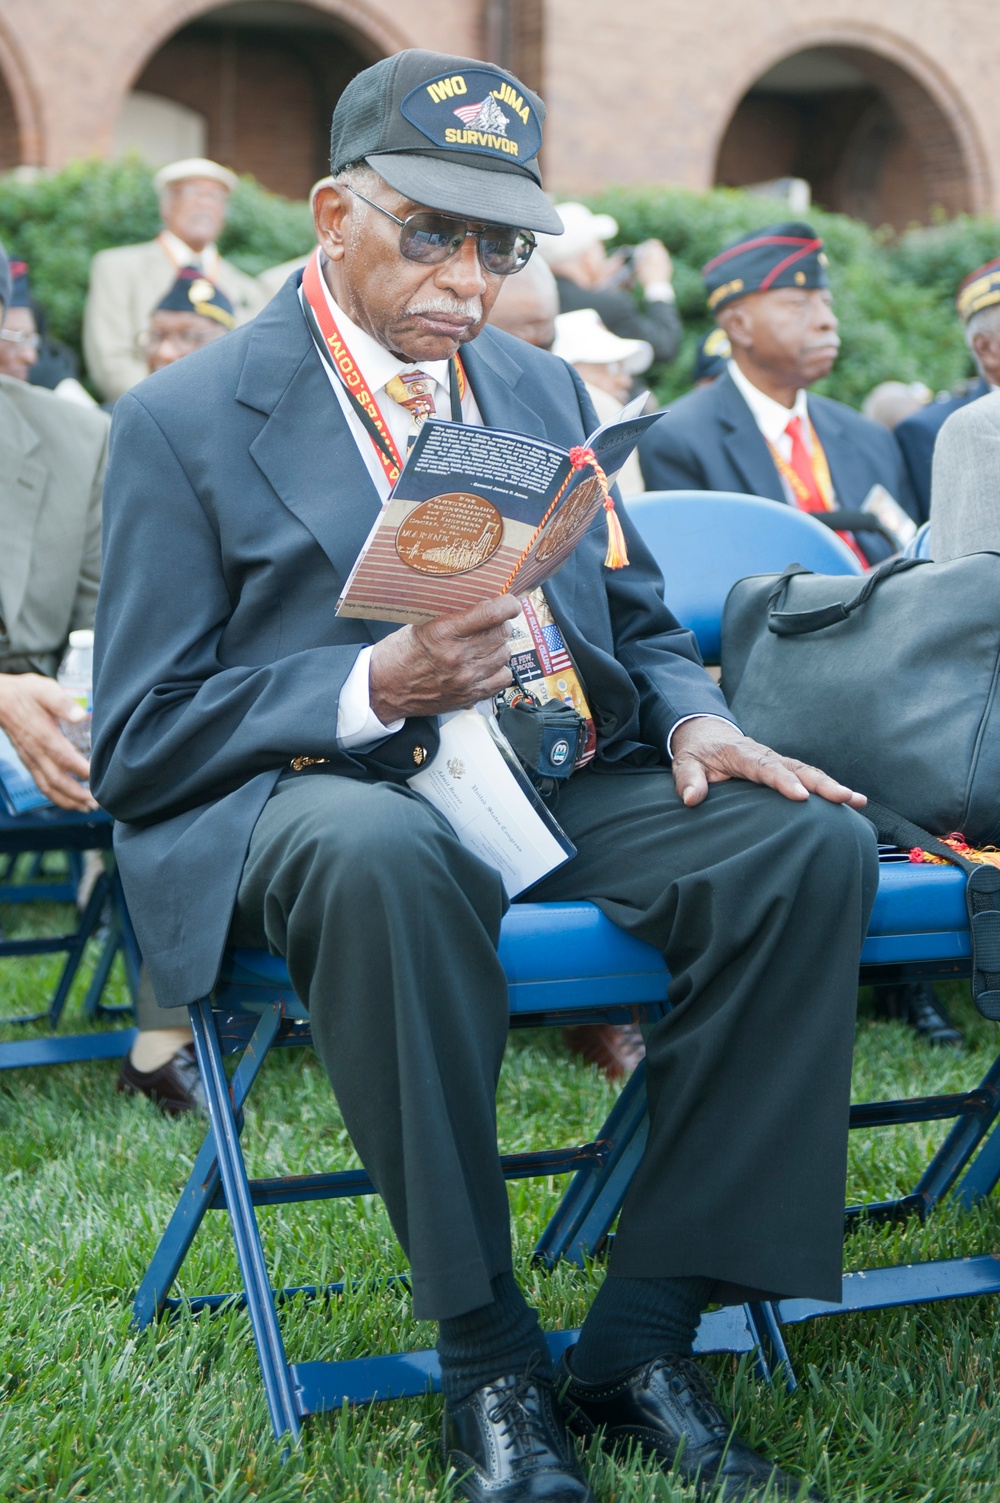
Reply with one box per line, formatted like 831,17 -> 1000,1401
0,673 -> 97,812
369,595 -> 520,723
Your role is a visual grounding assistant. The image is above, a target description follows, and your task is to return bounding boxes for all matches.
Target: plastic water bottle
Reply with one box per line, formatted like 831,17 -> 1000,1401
57,629 -> 94,756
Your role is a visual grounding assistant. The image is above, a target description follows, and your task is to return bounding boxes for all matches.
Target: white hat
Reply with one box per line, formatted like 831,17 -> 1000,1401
552,308 -> 653,374
153,158 -> 239,194
536,202 -> 618,265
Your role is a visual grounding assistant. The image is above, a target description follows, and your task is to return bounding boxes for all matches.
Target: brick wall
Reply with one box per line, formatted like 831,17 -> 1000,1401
137,24 -> 367,198
0,69 -> 19,170
0,0 -> 998,221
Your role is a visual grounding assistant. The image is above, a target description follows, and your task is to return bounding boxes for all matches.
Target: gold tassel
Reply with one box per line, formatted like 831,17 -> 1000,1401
603,498 -> 630,569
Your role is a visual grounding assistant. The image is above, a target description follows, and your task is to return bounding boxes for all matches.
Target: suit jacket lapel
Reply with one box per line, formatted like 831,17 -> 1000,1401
240,284 -> 389,641
715,372 -> 786,502
0,392 -> 47,636
807,396 -> 856,506
461,332 -> 550,441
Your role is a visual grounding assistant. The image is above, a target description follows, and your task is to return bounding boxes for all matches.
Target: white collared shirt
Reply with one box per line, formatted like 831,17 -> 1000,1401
158,230 -> 220,278
304,262 -> 482,749
727,359 -> 812,507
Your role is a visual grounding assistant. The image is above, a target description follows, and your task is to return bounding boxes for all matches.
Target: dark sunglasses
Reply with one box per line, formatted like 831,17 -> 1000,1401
345,185 -> 535,276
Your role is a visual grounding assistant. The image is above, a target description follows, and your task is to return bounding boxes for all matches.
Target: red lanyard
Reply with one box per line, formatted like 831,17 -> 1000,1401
301,251 -> 466,487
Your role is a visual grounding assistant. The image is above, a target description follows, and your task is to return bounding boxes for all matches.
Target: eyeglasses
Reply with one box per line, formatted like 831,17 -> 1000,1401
0,328 -> 40,348
346,186 -> 535,276
140,325 -> 218,354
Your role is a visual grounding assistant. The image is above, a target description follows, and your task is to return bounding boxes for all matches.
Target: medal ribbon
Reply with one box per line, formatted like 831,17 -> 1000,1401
302,250 -> 465,488
767,417 -> 868,568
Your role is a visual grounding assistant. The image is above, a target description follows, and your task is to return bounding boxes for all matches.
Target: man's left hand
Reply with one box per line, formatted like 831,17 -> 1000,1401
670,717 -> 866,810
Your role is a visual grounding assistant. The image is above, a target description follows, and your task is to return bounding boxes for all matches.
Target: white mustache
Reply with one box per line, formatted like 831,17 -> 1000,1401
405,295 -> 482,321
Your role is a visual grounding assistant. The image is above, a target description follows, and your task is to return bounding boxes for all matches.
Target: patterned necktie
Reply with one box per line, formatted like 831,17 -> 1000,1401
384,370 -> 437,450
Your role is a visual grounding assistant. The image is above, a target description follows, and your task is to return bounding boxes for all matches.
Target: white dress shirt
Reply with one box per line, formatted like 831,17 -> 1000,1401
726,359 -> 812,507
304,266 -> 482,751
158,231 -> 220,279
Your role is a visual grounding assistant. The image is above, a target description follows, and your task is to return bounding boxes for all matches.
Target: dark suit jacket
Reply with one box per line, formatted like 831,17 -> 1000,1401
556,276 -> 682,365
638,368 -> 918,564
895,378 -> 991,523
91,280 -> 730,1008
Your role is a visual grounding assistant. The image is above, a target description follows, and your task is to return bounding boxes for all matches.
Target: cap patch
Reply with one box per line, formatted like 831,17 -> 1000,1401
956,256 -> 1000,323
400,69 -> 542,164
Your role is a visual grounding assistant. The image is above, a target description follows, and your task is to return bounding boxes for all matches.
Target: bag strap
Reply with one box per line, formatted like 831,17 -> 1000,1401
864,797 -> 1000,1021
767,555 -> 926,636
809,511 -> 899,548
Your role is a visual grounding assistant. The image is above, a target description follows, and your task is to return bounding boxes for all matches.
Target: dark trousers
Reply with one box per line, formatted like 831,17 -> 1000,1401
230,766 -> 879,1320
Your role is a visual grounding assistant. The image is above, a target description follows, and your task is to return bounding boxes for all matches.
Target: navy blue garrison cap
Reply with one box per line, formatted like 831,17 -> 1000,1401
703,221 -> 829,312
156,267 -> 235,329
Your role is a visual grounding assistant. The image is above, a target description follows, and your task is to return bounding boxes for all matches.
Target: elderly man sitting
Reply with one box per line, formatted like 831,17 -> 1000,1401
83,157 -> 266,402
93,50 -> 878,1503
0,241 -> 105,808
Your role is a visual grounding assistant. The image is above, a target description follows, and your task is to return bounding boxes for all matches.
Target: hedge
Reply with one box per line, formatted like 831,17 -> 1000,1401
1,157 -> 997,410
0,156 -> 314,362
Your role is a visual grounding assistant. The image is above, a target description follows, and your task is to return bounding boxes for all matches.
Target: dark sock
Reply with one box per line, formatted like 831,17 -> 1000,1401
570,1272 -> 714,1385
437,1271 -> 552,1404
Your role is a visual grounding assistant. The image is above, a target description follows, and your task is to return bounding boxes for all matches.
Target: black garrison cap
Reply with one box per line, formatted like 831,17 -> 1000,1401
702,222 -> 829,313
156,268 -> 236,329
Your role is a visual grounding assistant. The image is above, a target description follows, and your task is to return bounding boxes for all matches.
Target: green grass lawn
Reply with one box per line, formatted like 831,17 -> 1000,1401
1,883 -> 999,1502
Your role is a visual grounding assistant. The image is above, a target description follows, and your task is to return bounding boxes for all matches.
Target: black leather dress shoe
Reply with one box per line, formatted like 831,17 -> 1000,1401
872,982 -> 963,1046
444,1370 -> 595,1502
557,1349 -> 821,1501
118,1043 -> 207,1116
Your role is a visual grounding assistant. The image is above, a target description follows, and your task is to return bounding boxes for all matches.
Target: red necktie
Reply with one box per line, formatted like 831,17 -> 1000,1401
784,415 -> 868,567
784,415 -> 826,513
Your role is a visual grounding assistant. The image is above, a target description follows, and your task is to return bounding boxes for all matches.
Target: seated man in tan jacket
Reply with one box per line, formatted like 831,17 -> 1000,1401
83,157 -> 267,402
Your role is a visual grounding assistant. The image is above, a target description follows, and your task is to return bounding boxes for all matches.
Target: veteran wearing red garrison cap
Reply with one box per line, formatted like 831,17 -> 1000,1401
639,220 -> 919,567
93,57 -> 879,1503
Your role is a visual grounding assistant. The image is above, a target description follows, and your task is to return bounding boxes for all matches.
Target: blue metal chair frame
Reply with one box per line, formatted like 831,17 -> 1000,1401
132,492 -> 1000,1443
0,807 -> 140,1069
131,854 -> 1000,1445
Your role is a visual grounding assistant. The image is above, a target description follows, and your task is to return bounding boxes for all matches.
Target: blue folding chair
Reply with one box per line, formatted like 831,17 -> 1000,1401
133,490 -> 1000,1444
625,489 -> 864,664
0,806 -> 139,1069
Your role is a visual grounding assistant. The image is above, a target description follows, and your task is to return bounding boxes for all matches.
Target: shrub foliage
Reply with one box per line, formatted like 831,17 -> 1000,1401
0,158 -> 997,408
0,156 -> 314,358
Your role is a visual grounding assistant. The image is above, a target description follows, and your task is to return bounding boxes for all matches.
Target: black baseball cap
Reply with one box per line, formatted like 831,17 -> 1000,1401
329,49 -> 563,235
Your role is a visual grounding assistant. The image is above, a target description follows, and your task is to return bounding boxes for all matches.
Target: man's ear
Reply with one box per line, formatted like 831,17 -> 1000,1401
719,301 -> 752,353
313,184 -> 351,263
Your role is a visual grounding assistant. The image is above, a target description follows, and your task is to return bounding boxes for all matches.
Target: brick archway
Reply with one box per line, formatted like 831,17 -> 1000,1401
115,1 -> 414,198
711,28 -> 989,228
0,20 -> 43,168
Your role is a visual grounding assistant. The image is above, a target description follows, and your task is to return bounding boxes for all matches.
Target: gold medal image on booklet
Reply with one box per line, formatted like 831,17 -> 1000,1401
336,393 -> 660,625
396,493 -> 503,575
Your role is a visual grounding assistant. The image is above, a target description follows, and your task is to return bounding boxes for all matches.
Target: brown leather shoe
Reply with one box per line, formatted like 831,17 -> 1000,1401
118,1043 -> 207,1116
563,1023 -> 646,1080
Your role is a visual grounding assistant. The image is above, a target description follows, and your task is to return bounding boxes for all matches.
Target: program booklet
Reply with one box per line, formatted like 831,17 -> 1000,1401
336,393 -> 659,625
408,709 -> 575,898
